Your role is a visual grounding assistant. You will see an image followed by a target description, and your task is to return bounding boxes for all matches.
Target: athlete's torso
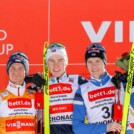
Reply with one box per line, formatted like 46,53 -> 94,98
49,73 -> 88,125
0,81 -> 36,134
49,73 -> 88,134
80,72 -> 124,124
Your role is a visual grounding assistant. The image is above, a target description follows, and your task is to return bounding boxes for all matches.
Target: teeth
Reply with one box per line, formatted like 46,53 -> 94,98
93,70 -> 97,71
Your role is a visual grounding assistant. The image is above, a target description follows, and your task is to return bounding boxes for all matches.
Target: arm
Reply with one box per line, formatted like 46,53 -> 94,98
78,75 -> 88,85
25,73 -> 45,88
72,88 -> 106,134
126,129 -> 133,134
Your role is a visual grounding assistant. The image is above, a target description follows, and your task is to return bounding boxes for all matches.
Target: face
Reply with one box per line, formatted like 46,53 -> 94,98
86,57 -> 106,79
47,54 -> 67,78
9,63 -> 25,85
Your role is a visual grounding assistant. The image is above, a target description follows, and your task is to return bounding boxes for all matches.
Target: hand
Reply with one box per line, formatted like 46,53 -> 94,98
107,122 -> 123,132
111,71 -> 123,89
25,73 -> 46,88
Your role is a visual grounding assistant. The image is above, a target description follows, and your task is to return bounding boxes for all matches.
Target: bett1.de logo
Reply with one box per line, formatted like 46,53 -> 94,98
0,30 -> 14,55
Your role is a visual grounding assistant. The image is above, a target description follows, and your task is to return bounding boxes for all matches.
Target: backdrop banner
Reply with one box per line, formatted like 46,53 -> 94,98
0,0 -> 133,89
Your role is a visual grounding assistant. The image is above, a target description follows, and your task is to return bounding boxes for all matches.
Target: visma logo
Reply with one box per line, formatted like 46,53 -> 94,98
81,21 -> 134,42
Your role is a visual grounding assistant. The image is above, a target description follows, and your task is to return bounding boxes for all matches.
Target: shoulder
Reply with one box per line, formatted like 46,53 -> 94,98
80,80 -> 93,90
0,89 -> 9,97
0,89 -> 8,104
76,81 -> 91,95
68,74 -> 88,85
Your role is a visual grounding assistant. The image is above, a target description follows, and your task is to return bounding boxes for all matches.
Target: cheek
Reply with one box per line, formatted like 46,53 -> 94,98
47,62 -> 53,69
22,71 -> 26,77
9,74 -> 12,80
48,64 -> 54,73
87,66 -> 92,73
62,63 -> 67,70
99,64 -> 105,70
48,63 -> 53,69
87,64 -> 92,69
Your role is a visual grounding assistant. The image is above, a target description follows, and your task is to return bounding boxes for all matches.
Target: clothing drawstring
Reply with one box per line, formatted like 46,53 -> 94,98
18,87 -> 20,96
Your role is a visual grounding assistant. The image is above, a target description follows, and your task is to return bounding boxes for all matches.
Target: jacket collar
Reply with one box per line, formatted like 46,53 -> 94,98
6,81 -> 26,96
50,72 -> 68,83
90,71 -> 111,86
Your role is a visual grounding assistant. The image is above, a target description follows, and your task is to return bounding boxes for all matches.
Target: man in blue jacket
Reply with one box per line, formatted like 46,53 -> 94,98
73,43 -> 125,134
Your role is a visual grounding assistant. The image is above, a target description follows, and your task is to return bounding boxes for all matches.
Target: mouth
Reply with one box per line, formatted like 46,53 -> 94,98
92,70 -> 98,72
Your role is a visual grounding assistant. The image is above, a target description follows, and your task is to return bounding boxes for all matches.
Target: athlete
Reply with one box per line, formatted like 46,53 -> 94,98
72,43 -> 125,134
46,42 -> 88,134
0,52 -> 45,134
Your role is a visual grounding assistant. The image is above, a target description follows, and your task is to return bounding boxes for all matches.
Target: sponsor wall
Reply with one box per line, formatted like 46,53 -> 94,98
0,0 -> 133,89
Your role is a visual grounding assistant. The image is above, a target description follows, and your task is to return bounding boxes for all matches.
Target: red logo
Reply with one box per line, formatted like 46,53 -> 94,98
8,98 -> 32,108
88,86 -> 116,102
130,123 -> 134,128
6,119 -> 35,131
49,83 -> 72,95
10,83 -> 17,88
112,103 -> 123,121
35,93 -> 44,109
50,104 -> 73,114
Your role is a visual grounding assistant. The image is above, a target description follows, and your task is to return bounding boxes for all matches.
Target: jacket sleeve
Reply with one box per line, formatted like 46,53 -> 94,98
72,88 -> 107,134
126,130 -> 133,134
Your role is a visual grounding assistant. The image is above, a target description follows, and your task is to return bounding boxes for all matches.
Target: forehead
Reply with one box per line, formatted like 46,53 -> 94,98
48,54 -> 64,60
10,63 -> 24,68
87,57 -> 102,62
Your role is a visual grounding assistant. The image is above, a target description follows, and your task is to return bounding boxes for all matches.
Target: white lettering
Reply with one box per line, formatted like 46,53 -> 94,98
0,44 -> 14,55
0,30 -> 7,40
81,21 -> 134,42
115,21 -> 123,42
81,21 -> 111,42
130,21 -> 134,42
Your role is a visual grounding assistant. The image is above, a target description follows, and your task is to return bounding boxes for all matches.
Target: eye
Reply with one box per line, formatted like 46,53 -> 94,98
48,59 -> 55,63
18,67 -> 25,71
59,59 -> 64,63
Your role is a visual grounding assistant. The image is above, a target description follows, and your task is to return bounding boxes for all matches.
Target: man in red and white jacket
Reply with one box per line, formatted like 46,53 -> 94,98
0,52 -> 45,134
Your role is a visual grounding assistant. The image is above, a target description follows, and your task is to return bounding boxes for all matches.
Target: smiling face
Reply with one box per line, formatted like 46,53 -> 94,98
47,54 -> 67,78
9,63 -> 25,85
86,57 -> 106,79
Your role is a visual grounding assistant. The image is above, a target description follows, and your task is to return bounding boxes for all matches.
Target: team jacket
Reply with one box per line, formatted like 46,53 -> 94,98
72,71 -> 129,134
49,72 -> 88,134
0,81 -> 36,134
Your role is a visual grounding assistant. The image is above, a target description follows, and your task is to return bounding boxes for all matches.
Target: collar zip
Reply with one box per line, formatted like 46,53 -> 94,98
18,87 -> 20,96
